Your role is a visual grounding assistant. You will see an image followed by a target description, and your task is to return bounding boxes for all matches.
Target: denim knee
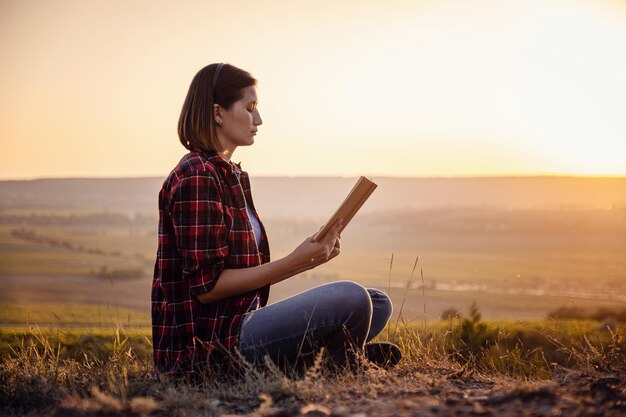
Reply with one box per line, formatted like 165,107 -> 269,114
368,288 -> 393,321
365,288 -> 393,341
329,281 -> 372,328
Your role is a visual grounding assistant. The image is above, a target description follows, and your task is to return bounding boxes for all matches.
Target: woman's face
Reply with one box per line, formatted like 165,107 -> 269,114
216,86 -> 262,151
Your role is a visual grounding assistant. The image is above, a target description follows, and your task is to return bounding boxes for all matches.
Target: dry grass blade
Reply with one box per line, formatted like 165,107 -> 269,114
386,252 -> 394,340
392,255 -> 419,341
387,252 -> 394,298
421,267 -> 426,329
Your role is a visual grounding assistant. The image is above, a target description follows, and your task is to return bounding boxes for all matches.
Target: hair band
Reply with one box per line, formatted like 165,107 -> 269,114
212,62 -> 224,91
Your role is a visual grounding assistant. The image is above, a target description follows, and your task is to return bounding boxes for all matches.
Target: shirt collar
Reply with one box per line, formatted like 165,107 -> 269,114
197,150 -> 242,173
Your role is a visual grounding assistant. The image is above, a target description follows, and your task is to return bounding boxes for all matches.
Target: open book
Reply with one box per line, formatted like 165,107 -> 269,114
313,176 -> 378,242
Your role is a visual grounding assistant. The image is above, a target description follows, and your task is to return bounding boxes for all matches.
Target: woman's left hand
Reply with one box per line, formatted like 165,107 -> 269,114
288,219 -> 343,271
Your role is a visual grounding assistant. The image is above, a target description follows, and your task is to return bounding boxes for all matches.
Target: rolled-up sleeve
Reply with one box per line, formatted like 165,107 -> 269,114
171,172 -> 228,296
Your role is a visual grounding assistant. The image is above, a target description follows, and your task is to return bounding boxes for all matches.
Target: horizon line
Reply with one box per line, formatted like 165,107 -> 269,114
1,173 -> 625,181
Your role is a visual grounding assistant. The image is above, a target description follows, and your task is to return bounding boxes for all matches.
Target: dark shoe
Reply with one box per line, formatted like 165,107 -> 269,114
365,342 -> 402,369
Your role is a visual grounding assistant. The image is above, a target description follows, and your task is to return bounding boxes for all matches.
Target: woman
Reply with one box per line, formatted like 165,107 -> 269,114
151,63 -> 401,378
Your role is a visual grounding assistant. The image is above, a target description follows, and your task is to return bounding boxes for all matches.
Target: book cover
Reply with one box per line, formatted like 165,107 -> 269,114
313,176 -> 377,242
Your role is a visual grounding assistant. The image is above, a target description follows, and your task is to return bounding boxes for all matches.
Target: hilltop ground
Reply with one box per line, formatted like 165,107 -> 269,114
31,363 -> 626,417
1,317 -> 625,417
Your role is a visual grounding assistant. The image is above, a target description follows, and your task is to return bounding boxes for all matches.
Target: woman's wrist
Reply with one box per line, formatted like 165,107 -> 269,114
283,251 -> 308,275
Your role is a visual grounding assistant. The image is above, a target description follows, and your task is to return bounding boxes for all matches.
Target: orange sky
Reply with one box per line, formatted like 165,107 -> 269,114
1,0 -> 625,179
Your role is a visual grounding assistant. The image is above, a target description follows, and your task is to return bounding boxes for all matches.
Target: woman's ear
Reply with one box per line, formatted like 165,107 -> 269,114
214,104 -> 223,127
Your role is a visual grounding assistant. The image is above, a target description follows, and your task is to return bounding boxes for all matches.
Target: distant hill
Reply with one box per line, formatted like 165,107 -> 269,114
0,176 -> 624,216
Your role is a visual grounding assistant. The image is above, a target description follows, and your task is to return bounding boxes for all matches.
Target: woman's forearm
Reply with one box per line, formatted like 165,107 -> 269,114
197,221 -> 343,304
196,254 -> 303,304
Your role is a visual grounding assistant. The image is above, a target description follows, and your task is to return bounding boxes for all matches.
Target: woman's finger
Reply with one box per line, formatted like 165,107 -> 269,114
334,218 -> 343,234
323,219 -> 343,244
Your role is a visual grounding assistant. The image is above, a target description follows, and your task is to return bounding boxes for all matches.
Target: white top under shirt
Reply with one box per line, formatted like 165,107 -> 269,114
233,167 -> 262,248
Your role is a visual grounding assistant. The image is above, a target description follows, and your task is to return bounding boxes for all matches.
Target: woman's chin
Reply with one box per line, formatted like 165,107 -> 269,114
235,138 -> 255,147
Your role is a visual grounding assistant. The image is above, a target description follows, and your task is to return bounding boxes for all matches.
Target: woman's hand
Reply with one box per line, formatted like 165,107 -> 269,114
288,219 -> 343,272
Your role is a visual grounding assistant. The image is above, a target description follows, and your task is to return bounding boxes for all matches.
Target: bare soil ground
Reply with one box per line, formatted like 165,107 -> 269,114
281,369 -> 626,417
10,366 -> 622,417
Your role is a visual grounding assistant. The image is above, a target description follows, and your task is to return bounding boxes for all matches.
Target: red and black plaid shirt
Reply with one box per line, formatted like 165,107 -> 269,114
151,150 -> 270,377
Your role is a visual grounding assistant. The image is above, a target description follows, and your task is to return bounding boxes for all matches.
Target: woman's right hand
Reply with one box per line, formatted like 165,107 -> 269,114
288,219 -> 343,271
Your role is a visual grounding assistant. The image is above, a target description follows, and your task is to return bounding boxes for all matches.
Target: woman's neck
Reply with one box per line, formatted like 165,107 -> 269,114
218,147 -> 235,162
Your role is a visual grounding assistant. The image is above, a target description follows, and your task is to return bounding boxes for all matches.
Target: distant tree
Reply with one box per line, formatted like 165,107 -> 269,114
547,305 -> 626,323
93,265 -> 143,281
458,301 -> 495,364
546,306 -> 586,320
441,308 -> 462,320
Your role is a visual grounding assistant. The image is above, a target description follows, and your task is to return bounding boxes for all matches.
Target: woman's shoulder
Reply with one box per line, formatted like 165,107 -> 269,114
161,151 -> 229,192
171,151 -> 226,177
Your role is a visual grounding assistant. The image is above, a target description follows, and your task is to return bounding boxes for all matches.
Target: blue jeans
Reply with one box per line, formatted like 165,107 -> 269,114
239,280 -> 393,373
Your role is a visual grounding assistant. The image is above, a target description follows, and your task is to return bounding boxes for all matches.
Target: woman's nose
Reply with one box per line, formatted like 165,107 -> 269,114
254,111 -> 263,126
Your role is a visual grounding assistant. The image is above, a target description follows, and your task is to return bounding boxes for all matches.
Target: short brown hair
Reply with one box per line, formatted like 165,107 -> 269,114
178,63 -> 257,152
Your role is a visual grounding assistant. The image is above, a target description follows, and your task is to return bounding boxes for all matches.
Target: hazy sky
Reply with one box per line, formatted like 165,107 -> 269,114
1,0 -> 625,179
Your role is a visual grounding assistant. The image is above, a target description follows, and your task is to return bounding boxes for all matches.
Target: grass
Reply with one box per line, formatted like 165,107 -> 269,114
0,326 -> 152,362
391,317 -> 626,378
1,315 -> 624,416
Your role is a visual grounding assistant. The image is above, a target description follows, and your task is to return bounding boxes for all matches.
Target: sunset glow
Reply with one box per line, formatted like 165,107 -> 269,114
1,0 -> 625,179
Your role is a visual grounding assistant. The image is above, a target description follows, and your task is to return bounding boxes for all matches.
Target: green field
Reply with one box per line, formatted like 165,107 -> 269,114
1,206 -> 625,320
0,303 -> 149,327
